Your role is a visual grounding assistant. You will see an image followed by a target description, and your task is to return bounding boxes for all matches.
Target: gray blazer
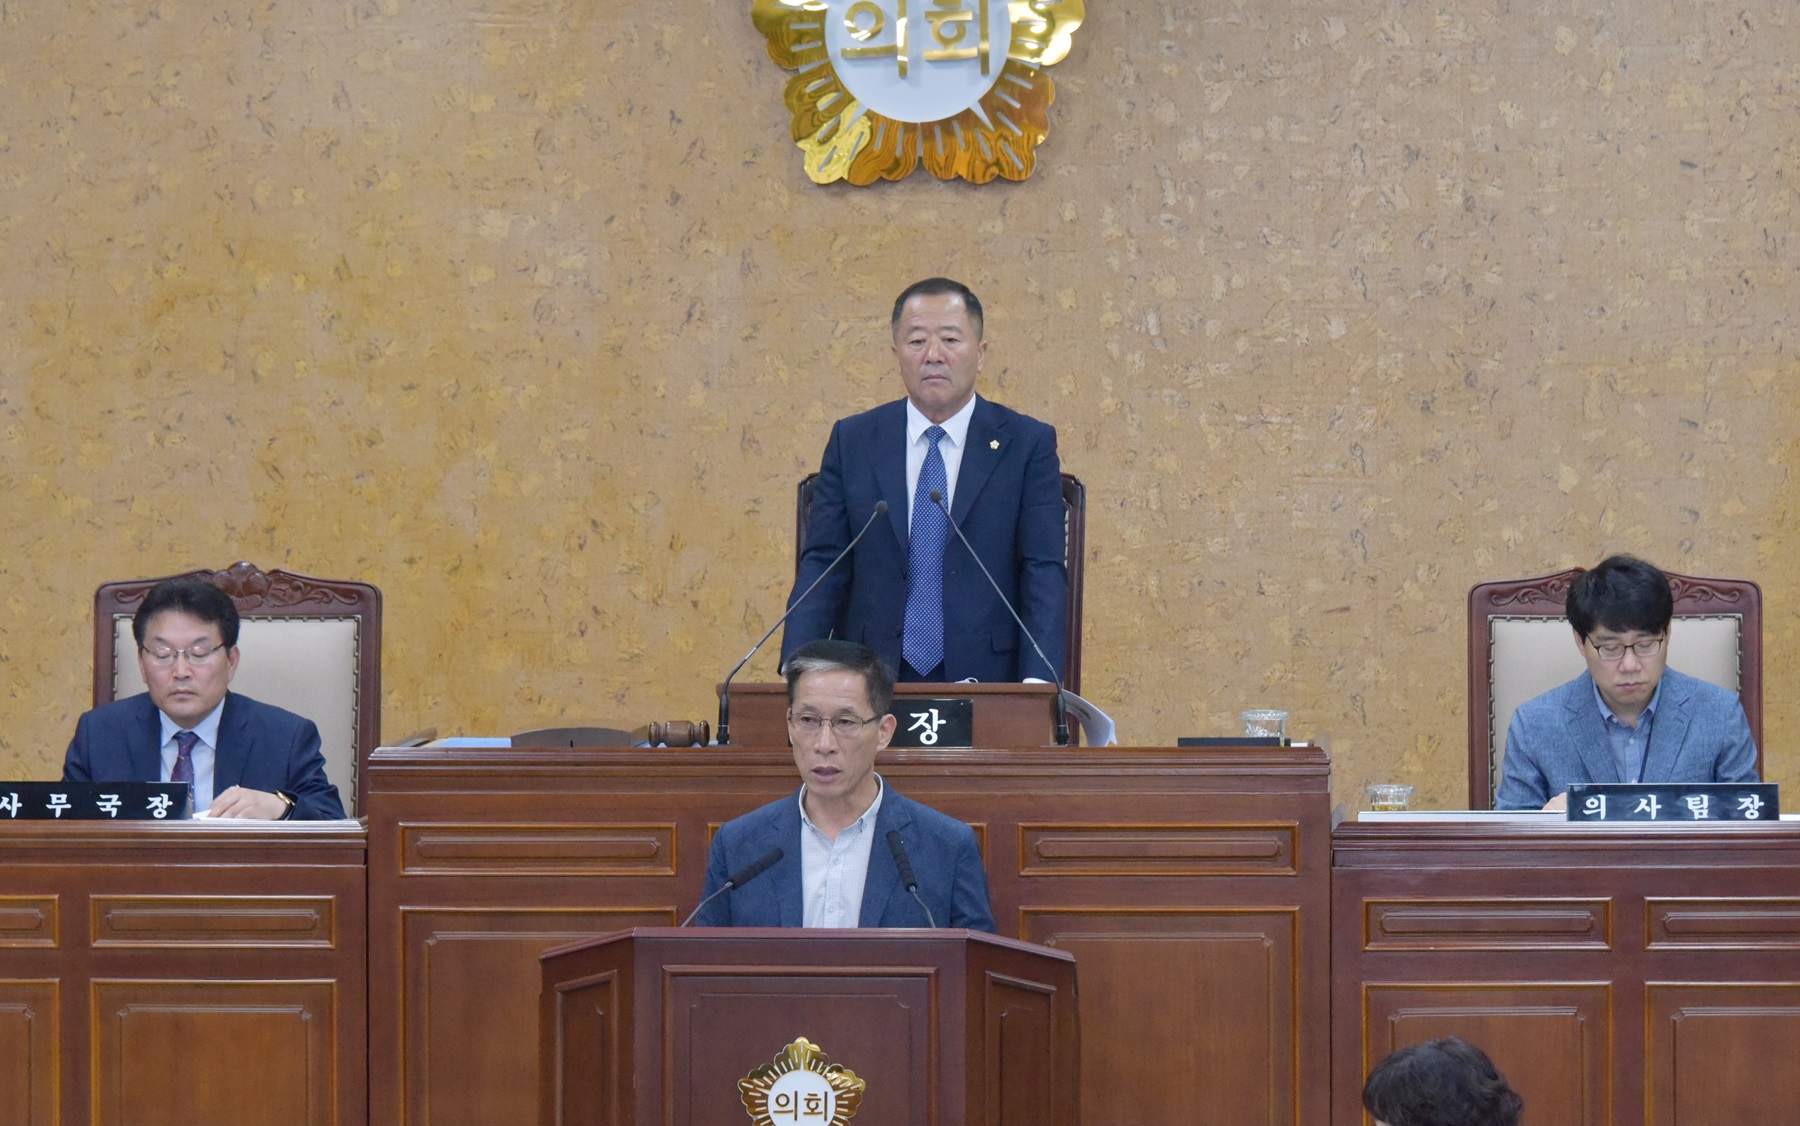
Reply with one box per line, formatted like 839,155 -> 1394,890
1495,668 -> 1759,810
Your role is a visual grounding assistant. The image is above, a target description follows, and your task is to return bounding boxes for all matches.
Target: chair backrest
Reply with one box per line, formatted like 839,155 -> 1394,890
796,472 -> 1087,694
1467,568 -> 1762,809
94,562 -> 382,815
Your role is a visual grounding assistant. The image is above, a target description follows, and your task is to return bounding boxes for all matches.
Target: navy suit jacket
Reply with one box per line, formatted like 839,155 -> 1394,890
693,785 -> 995,931
780,396 -> 1068,682
1495,669 -> 1760,810
63,692 -> 347,820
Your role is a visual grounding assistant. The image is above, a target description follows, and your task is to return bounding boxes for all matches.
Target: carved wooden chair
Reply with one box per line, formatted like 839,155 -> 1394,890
795,472 -> 1087,694
1467,567 -> 1762,809
94,562 -> 383,815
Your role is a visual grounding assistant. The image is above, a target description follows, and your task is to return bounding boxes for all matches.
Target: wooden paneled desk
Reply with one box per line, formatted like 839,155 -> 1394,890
365,743 -> 1332,1126
0,821 -> 367,1126
1333,819 -> 1800,1126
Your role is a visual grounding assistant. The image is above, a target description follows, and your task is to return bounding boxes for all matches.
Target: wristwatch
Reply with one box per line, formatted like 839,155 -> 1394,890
275,791 -> 297,820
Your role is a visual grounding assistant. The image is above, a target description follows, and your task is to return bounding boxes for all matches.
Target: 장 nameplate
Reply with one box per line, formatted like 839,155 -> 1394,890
1566,782 -> 1779,823
0,782 -> 191,821
886,698 -> 974,748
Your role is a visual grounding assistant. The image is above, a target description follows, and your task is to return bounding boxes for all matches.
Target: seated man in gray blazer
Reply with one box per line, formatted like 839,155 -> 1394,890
693,639 -> 994,931
1495,554 -> 1759,811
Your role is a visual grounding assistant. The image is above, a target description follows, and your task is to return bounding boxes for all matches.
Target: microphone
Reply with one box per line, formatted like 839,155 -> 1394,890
886,830 -> 936,928
680,847 -> 784,927
928,490 -> 1072,745
716,500 -> 890,744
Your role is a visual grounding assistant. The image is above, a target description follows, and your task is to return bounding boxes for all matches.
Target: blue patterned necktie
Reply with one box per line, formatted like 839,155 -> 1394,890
172,730 -> 198,813
903,426 -> 949,677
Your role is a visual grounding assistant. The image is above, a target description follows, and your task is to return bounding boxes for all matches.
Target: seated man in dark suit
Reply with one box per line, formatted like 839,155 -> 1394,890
63,577 -> 345,820
1495,554 -> 1758,811
694,640 -> 994,930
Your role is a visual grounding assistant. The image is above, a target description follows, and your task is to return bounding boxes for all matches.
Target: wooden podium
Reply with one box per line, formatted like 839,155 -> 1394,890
540,927 -> 1078,1126
722,681 -> 1063,747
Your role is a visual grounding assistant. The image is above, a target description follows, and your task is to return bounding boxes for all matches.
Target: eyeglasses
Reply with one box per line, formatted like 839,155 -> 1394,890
1586,635 -> 1665,661
141,643 -> 227,668
787,711 -> 881,739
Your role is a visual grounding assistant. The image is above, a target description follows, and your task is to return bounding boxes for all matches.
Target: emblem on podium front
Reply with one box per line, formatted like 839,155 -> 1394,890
739,1037 -> 867,1124
751,0 -> 1086,184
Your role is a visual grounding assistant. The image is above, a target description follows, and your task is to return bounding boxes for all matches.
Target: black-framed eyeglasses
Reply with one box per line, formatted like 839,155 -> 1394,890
1586,635 -> 1665,662
787,711 -> 881,739
140,643 -> 227,668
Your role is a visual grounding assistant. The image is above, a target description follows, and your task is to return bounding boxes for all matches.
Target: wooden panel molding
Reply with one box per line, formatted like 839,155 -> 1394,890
1362,983 -> 1611,1126
91,895 -> 336,948
667,968 -> 935,1126
1647,983 -> 1800,1126
1647,898 -> 1800,950
0,896 -> 57,948
400,823 -> 676,877
546,971 -> 623,1126
1019,822 -> 1297,876
401,907 -> 672,1126
984,971 -> 1058,1126
0,980 -> 58,1126
1024,907 -> 1301,1126
91,979 -> 336,1126
1363,898 -> 1612,952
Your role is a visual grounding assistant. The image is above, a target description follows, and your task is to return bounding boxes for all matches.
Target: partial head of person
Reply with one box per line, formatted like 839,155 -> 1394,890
891,277 -> 987,424
132,577 -> 241,729
1362,1036 -> 1524,1126
784,640 -> 898,826
1566,554 -> 1674,723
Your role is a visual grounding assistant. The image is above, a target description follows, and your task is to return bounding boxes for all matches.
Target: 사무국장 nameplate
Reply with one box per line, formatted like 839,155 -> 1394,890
887,698 -> 974,748
0,782 -> 192,821
1566,782 -> 1779,823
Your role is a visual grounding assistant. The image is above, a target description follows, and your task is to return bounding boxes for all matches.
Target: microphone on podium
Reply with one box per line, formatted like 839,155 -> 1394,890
680,847 -> 784,927
715,500 -> 889,745
886,830 -> 937,927
928,489 -> 1071,746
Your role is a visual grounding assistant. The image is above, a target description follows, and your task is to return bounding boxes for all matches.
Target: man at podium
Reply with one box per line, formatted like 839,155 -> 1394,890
780,277 -> 1067,683
694,640 -> 994,931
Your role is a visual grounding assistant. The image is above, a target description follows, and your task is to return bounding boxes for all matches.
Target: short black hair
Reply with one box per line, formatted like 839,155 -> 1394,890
132,577 -> 241,649
891,277 -> 984,339
1362,1037 -> 1523,1126
785,639 -> 896,716
1566,554 -> 1674,639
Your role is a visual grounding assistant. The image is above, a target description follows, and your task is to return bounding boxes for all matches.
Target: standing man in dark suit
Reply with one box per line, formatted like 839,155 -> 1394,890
780,277 -> 1068,683
1494,554 -> 1759,811
63,577 -> 345,820
693,640 -> 994,930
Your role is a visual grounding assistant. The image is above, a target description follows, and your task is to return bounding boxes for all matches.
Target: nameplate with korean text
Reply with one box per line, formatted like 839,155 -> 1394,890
1566,783 -> 1779,823
0,782 -> 191,821
887,698 -> 974,747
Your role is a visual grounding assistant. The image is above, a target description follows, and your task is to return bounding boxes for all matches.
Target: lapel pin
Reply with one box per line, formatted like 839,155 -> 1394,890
989,439 -> 1000,450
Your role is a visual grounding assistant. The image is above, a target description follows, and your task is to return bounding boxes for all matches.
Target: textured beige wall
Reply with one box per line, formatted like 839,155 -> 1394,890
2,0 -> 1794,811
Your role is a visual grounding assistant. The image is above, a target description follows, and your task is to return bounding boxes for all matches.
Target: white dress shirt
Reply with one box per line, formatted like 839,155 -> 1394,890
904,396 -> 978,527
799,776 -> 886,928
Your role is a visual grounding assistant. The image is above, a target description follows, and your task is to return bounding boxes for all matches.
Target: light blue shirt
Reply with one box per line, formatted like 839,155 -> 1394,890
799,775 -> 886,928
1593,680 -> 1661,784
904,396 -> 977,527
159,700 -> 226,812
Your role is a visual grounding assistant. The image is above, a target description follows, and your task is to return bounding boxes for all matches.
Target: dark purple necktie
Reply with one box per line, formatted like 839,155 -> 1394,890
171,730 -> 198,797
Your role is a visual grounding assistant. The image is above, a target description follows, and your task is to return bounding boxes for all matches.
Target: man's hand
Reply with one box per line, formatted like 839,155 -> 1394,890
208,786 -> 291,820
1542,792 -> 1568,812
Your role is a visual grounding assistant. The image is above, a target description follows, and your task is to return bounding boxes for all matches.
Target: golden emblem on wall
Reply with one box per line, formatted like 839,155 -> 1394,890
751,0 -> 1085,184
739,1037 -> 867,1124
